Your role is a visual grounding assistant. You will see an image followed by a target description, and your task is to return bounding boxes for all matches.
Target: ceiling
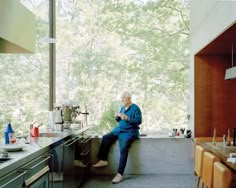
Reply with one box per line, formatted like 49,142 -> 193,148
197,22 -> 236,55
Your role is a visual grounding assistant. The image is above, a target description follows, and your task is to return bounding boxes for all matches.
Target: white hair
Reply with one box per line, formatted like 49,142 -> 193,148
121,91 -> 132,98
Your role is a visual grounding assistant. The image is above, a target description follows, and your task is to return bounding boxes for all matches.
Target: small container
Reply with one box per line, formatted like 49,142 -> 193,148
30,127 -> 39,137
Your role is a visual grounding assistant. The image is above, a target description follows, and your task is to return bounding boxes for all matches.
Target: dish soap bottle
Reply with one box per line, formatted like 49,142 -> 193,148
4,121 -> 14,144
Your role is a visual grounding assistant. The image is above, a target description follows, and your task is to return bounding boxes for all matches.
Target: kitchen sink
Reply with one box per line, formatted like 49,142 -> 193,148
39,133 -> 63,138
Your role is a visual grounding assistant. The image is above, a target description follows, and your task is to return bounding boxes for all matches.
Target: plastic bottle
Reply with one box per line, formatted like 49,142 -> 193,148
4,122 -> 14,144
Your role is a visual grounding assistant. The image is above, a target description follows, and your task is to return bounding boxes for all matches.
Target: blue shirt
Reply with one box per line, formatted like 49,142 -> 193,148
112,103 -> 142,139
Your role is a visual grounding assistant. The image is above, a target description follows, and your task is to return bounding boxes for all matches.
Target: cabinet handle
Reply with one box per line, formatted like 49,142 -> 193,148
20,156 -> 51,171
81,149 -> 91,156
83,160 -> 90,168
29,156 -> 51,170
81,137 -> 91,144
0,171 -> 27,188
22,165 -> 50,187
64,137 -> 78,147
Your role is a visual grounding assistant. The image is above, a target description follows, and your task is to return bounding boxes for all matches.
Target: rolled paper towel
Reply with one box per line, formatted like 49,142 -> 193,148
48,111 -> 56,130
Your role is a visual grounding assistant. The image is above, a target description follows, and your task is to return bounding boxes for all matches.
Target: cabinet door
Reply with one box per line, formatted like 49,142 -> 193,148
63,137 -> 78,188
74,137 -> 84,187
21,155 -> 52,188
22,166 -> 50,188
48,142 -> 63,188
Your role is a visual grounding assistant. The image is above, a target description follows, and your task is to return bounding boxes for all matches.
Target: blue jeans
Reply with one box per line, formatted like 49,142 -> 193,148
97,131 -> 136,175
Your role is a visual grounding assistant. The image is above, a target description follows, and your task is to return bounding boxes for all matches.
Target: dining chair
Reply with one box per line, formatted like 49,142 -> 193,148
213,161 -> 232,188
194,145 -> 205,188
201,151 -> 220,188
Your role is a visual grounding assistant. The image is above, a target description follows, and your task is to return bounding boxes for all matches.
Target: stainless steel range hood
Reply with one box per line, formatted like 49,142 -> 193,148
0,0 -> 36,53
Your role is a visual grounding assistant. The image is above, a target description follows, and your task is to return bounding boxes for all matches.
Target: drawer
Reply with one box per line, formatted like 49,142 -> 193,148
21,155 -> 52,180
80,148 -> 91,166
0,170 -> 27,188
80,137 -> 91,152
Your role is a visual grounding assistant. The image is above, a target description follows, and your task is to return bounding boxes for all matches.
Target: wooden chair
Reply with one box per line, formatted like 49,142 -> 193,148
202,152 -> 220,188
194,145 -> 205,188
213,161 -> 232,188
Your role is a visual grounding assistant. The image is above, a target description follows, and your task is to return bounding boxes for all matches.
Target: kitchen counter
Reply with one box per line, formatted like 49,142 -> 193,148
0,127 -> 90,178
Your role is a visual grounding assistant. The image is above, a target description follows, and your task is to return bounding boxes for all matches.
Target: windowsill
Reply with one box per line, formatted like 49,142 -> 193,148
87,128 -> 191,139
90,134 -> 190,139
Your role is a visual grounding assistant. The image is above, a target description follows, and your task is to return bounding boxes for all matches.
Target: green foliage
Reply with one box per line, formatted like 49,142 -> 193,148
55,0 -> 190,133
0,0 -> 190,136
98,101 -> 120,133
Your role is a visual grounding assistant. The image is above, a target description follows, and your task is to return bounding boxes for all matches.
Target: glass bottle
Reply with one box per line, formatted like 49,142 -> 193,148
233,128 -> 236,146
4,122 -> 14,144
227,129 -> 231,146
212,128 -> 216,145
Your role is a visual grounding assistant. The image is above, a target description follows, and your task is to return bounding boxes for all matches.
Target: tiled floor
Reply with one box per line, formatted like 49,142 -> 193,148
81,174 -> 196,188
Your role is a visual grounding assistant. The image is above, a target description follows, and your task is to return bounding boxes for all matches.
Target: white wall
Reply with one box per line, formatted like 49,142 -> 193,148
189,0 -> 236,137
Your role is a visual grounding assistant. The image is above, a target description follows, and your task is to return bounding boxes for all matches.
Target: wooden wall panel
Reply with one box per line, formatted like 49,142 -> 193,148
194,55 -> 236,137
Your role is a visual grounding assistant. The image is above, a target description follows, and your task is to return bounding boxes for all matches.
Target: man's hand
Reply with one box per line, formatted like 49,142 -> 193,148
120,113 -> 128,120
115,112 -> 121,117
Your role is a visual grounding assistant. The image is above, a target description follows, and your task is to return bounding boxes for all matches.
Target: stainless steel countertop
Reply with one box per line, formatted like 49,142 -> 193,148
0,127 -> 90,178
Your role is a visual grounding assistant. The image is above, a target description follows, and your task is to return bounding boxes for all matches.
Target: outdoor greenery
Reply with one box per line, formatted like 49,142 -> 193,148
0,0 -> 189,136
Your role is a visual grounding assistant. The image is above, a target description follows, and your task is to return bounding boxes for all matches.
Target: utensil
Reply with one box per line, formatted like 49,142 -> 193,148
37,123 -> 43,128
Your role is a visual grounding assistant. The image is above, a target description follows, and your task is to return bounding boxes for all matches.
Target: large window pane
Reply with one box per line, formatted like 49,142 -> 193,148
0,0 -> 49,133
56,0 -> 190,136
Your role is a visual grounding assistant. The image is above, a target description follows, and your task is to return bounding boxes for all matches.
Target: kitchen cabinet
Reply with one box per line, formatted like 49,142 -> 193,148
0,168 -> 26,188
0,0 -> 35,53
63,135 -> 78,188
0,154 -> 51,188
0,127 -> 91,188
48,140 -> 64,188
48,134 -> 91,188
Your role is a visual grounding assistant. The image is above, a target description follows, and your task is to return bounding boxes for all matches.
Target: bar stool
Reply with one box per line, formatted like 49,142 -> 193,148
202,152 -> 220,188
213,162 -> 232,188
194,145 -> 205,188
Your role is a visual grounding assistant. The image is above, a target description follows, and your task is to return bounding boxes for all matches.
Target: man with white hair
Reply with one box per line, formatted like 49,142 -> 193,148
93,91 -> 142,184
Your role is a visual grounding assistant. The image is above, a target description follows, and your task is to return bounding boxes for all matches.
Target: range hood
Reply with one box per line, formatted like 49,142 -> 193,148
225,67 -> 236,80
0,0 -> 35,53
225,44 -> 236,80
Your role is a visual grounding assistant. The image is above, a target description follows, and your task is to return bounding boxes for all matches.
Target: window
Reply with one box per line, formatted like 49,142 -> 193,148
56,0 -> 190,136
0,0 -> 49,134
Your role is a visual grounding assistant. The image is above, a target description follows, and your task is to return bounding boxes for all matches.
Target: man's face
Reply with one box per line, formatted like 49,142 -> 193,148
121,96 -> 131,106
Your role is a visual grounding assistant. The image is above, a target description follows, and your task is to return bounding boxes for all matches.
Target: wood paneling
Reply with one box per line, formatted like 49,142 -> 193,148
195,55 -> 236,137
